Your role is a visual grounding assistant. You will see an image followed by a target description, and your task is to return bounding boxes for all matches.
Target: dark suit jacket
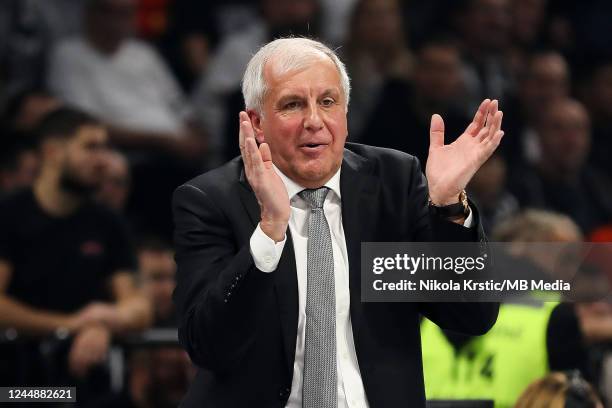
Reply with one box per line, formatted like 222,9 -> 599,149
172,143 -> 499,407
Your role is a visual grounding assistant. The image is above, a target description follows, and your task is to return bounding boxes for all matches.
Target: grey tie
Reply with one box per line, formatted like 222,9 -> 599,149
299,187 -> 337,408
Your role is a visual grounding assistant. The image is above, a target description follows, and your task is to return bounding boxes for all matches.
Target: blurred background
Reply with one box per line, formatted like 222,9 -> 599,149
1,0 -> 612,407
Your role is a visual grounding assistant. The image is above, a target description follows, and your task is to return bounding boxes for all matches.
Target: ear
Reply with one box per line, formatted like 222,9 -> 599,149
41,138 -> 66,167
247,109 -> 265,144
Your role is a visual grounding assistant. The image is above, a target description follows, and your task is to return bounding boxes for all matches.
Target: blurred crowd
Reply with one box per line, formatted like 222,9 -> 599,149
1,0 -> 612,407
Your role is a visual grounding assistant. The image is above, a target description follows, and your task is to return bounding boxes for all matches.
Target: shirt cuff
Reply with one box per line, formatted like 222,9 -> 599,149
463,206 -> 474,228
249,223 -> 287,273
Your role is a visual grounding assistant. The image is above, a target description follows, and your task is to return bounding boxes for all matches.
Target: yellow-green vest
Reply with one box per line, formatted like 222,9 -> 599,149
421,301 -> 558,408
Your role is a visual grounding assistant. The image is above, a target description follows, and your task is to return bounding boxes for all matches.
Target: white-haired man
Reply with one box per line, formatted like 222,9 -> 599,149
173,38 -> 502,407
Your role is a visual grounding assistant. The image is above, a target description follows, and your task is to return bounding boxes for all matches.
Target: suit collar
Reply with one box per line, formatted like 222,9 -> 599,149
273,164 -> 342,201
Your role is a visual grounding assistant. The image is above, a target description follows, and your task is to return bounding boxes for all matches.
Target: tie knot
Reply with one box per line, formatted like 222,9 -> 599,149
299,187 -> 329,209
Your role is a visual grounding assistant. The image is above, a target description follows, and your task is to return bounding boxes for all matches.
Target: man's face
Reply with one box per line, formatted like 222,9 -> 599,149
139,249 -> 176,321
463,0 -> 511,52
520,54 -> 569,116
354,0 -> 403,49
539,101 -> 590,174
89,0 -> 136,46
96,152 -> 130,211
250,56 -> 348,188
414,45 -> 463,103
59,125 -> 109,194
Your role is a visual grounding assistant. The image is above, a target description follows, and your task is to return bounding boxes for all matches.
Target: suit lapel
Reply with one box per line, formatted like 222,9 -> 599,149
238,166 -> 299,374
238,168 -> 260,226
273,230 -> 299,374
340,148 -> 378,353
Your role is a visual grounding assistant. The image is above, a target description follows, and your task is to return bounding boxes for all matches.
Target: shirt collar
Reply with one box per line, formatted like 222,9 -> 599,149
272,164 -> 342,201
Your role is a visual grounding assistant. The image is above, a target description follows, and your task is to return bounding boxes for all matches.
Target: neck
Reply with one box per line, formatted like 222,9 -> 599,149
85,30 -> 121,55
33,171 -> 82,217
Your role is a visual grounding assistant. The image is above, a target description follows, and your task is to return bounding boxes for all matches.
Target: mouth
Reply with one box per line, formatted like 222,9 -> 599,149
298,143 -> 329,155
299,142 -> 328,151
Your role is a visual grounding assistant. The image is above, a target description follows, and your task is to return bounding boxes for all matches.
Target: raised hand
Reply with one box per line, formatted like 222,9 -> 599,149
425,99 -> 504,205
238,111 -> 290,242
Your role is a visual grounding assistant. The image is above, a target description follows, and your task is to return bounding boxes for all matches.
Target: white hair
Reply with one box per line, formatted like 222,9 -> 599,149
241,37 -> 351,115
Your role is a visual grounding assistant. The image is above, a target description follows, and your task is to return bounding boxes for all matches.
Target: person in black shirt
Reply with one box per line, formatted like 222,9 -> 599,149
0,108 -> 152,388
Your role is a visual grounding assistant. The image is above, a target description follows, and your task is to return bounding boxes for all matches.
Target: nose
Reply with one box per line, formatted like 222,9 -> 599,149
303,102 -> 324,132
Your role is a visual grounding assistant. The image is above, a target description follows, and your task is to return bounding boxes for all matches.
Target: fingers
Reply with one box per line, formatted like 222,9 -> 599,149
429,114 -> 445,149
240,111 -> 263,178
484,99 -> 498,129
260,142 -> 273,164
238,111 -> 254,154
479,110 -> 503,143
465,99 -> 491,136
473,98 -> 503,143
245,135 -> 264,174
481,130 -> 505,156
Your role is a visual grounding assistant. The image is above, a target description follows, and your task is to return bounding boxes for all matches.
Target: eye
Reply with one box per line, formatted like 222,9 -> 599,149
284,101 -> 301,110
321,97 -> 336,107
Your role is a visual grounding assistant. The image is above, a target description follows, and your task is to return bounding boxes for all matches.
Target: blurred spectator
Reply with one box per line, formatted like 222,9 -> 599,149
453,0 -> 514,113
507,0 -> 548,76
96,150 -> 131,213
135,0 -> 171,40
502,51 -> 570,166
137,238 -> 177,328
159,0 -> 220,92
47,0 -> 206,162
0,108 -> 152,394
344,0 -> 413,138
546,0 -> 612,61
0,0 -> 85,101
493,209 -> 582,243
0,137 -> 39,198
579,59 -> 612,179
0,89 -> 59,198
510,0 -> 548,51
2,88 -> 61,133
510,98 -> 612,235
319,0 -> 358,46
514,371 -> 603,408
422,210 -> 590,408
467,153 -> 519,234
191,0 -> 321,163
47,0 -> 210,239
91,347 -> 195,408
360,37 -> 468,165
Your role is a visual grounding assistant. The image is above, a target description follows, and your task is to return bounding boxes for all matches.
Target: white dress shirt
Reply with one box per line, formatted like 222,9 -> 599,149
249,165 -> 473,408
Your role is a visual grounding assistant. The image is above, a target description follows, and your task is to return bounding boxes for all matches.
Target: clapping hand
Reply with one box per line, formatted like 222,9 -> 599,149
426,99 -> 504,206
238,111 -> 290,242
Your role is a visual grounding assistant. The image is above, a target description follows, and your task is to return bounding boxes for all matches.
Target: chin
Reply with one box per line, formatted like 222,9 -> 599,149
295,165 -> 334,186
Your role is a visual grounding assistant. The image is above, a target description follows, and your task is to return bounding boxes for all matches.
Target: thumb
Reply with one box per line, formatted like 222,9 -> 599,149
429,114 -> 445,149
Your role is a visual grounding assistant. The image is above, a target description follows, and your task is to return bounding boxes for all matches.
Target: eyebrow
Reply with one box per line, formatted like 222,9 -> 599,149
276,94 -> 304,106
276,89 -> 341,105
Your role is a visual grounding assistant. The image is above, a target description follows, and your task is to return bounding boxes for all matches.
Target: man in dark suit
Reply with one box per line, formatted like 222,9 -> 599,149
172,38 -> 503,407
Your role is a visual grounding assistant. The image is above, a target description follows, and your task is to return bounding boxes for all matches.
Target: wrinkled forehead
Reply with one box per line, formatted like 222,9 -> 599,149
266,47 -> 332,74
263,54 -> 343,95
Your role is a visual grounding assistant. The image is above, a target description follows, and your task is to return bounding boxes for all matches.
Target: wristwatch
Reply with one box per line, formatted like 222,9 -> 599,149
428,190 -> 469,218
